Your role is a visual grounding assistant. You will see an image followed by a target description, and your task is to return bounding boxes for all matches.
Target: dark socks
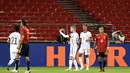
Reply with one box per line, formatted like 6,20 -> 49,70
103,60 -> 107,68
15,60 -> 19,70
27,61 -> 30,71
98,61 -> 102,69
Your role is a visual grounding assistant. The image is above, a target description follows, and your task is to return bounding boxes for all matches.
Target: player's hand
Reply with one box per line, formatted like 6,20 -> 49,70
107,47 -> 109,52
17,46 -> 19,50
59,28 -> 64,32
59,29 -> 62,32
71,56 -> 74,60
93,46 -> 97,49
117,30 -> 121,32
17,45 -> 21,50
105,47 -> 109,55
68,41 -> 70,44
105,51 -> 108,55
97,52 -> 99,55
86,40 -> 90,42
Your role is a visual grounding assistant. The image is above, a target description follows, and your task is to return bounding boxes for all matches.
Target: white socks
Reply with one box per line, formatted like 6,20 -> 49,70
79,57 -> 89,70
79,57 -> 84,68
8,59 -> 15,66
86,58 -> 89,70
73,60 -> 78,69
69,60 -> 73,69
69,59 -> 79,70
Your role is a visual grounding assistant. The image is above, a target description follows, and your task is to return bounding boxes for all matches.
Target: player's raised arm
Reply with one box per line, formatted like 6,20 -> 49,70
17,20 -> 25,50
59,29 -> 69,38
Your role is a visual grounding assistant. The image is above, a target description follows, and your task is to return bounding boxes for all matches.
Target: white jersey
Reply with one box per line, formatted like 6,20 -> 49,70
9,32 -> 21,52
70,32 -> 79,46
60,31 -> 79,57
80,31 -> 92,49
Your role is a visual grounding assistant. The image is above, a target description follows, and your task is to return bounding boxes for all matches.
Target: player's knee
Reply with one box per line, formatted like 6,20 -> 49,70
98,59 -> 102,62
104,57 -> 107,61
85,55 -> 89,58
15,56 -> 20,60
98,57 -> 102,62
15,57 -> 20,60
69,56 -> 74,60
10,59 -> 15,62
26,57 -> 30,61
69,57 -> 72,60
79,54 -> 82,57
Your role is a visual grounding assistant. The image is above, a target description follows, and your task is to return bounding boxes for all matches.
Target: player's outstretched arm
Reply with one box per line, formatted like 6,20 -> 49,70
59,29 -> 69,38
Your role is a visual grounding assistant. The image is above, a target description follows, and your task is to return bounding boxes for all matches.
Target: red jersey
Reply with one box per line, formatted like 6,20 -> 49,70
20,26 -> 29,44
95,33 -> 108,52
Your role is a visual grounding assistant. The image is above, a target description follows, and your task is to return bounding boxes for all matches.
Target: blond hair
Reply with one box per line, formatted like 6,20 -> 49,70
70,24 -> 76,29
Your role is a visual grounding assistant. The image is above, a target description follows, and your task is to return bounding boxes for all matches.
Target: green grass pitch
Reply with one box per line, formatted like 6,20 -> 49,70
0,67 -> 129,73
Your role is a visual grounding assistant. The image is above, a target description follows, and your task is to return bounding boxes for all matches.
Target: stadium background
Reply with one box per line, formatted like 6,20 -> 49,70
0,0 -> 130,67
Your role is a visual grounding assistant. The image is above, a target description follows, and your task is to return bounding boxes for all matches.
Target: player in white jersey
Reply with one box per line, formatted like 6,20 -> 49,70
7,24 -> 21,71
59,25 -> 79,71
78,24 -> 92,71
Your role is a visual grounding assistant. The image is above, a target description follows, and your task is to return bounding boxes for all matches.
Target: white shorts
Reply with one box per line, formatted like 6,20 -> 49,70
69,46 -> 78,58
79,44 -> 90,55
79,49 -> 90,55
10,52 -> 17,60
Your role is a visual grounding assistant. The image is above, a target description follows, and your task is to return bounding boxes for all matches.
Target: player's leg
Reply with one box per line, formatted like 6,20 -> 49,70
85,49 -> 90,70
12,53 -> 20,73
67,46 -> 73,71
73,58 -> 79,71
7,52 -> 15,71
98,52 -> 103,72
78,49 -> 84,70
14,45 -> 23,72
102,53 -> 107,72
13,52 -> 19,71
73,47 -> 78,71
24,44 -> 31,73
66,56 -> 73,71
25,56 -> 30,72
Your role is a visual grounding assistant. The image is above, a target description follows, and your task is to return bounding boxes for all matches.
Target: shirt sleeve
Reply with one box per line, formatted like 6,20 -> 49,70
60,31 -> 69,38
8,34 -> 12,39
88,32 -> 92,38
112,31 -> 117,37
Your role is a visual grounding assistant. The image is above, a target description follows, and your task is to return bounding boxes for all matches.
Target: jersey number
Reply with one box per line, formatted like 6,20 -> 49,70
11,37 -> 17,45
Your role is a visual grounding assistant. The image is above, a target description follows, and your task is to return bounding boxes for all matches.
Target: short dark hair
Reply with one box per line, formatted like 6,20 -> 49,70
99,26 -> 104,29
14,24 -> 20,32
21,19 -> 27,26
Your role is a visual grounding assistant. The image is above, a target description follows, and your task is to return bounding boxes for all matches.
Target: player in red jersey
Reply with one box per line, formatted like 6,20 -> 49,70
13,20 -> 30,73
94,26 -> 109,72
